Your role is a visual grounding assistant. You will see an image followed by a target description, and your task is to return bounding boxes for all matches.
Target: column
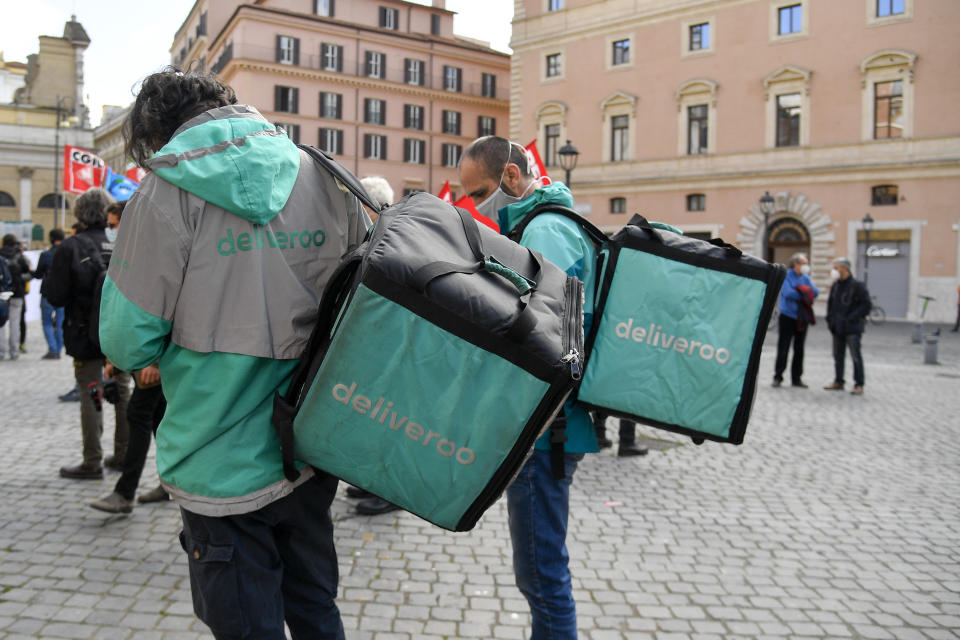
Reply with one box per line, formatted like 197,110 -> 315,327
17,167 -> 33,221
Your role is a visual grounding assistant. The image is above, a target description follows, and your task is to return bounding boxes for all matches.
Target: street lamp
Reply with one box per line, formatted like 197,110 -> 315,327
862,212 -> 874,287
759,191 -> 775,262
53,95 -> 76,230
557,139 -> 579,188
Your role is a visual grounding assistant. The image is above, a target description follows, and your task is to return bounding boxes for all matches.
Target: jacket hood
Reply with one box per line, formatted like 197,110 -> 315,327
145,105 -> 300,225
498,182 -> 574,234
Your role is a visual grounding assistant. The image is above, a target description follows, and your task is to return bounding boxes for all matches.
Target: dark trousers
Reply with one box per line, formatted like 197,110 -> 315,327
114,385 -> 166,500
774,313 -> 807,384
832,333 -> 865,387
953,304 -> 959,331
594,413 -> 635,445
179,474 -> 344,640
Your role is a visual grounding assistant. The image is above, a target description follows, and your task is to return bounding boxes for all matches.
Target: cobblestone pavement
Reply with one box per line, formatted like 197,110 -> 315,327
1,319 -> 958,639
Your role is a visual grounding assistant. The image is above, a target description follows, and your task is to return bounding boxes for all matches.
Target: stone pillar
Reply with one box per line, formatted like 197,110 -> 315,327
17,167 -> 33,221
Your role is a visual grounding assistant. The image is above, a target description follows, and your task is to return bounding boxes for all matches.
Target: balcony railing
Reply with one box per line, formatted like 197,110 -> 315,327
212,42 -> 501,100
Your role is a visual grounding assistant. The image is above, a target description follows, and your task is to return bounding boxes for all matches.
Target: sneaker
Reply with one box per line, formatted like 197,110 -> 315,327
41,351 -> 60,360
90,492 -> 133,514
791,381 -> 809,388
138,485 -> 170,504
823,382 -> 844,391
345,486 -> 375,499
59,463 -> 104,480
18,344 -> 26,354
850,385 -> 864,395
617,443 -> 649,457
771,377 -> 783,388
59,388 -> 81,402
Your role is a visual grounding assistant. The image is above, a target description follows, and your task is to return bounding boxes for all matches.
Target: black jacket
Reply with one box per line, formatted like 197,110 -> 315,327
826,276 -> 871,336
0,246 -> 31,299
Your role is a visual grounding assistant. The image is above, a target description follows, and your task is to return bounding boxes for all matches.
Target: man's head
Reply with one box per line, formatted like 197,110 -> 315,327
49,229 -> 65,245
2,234 -> 17,248
833,258 -> 852,280
789,252 -> 809,275
74,187 -> 115,230
360,176 -> 394,207
106,201 -> 126,230
459,136 -> 536,218
124,68 -> 238,167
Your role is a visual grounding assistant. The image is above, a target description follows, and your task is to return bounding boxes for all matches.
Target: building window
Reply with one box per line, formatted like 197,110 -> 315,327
611,115 -> 629,162
482,73 -> 496,98
364,98 -> 386,125
321,43 -> 343,72
874,80 -> 903,139
442,110 -> 461,136
687,105 -> 708,155
380,7 -> 399,30
364,134 -> 387,160
404,139 -> 426,164
405,59 -> 424,86
319,92 -> 342,119
686,194 -> 706,211
318,128 -> 343,154
545,53 -> 562,78
778,4 -> 802,34
441,143 -> 462,168
198,11 -> 207,36
610,197 -> 626,214
690,23 -> 710,50
404,104 -> 424,130
877,0 -> 904,17
776,93 -> 802,147
431,14 -> 441,35
365,51 -> 386,79
315,0 -> 334,16
38,193 -> 68,209
443,66 -> 462,92
548,0 -> 563,10
274,86 -> 299,113
0,191 -> 15,207
612,39 -> 630,66
276,36 -> 299,65
544,124 -> 560,167
275,123 -> 300,144
871,185 -> 898,205
478,116 -> 496,137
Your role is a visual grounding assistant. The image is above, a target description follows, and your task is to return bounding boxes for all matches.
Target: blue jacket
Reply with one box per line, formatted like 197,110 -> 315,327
497,182 -> 599,455
778,269 -> 818,319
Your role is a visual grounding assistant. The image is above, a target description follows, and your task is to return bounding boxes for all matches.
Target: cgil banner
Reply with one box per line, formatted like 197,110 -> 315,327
63,145 -> 107,194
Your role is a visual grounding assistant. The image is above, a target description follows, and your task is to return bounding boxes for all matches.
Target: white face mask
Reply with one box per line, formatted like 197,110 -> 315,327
830,268 -> 840,281
800,264 -> 811,276
104,227 -> 118,243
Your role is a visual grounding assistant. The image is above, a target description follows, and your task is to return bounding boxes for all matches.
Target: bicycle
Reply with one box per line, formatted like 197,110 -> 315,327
868,295 -> 886,325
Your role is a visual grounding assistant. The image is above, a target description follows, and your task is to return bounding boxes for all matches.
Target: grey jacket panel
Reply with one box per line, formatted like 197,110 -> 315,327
109,150 -> 370,359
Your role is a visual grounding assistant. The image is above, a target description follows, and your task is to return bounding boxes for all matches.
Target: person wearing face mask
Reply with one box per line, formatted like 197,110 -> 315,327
459,136 -> 599,640
825,258 -> 870,395
772,252 -> 818,388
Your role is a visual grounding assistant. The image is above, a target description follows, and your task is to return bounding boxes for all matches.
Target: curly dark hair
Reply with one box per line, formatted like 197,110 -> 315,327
124,67 -> 237,166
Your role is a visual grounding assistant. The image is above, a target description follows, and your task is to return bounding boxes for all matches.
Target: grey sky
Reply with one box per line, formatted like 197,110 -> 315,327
0,0 -> 513,127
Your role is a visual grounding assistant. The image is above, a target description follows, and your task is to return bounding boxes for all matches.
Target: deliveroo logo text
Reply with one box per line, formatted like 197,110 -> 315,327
615,317 -> 731,364
218,225 -> 326,256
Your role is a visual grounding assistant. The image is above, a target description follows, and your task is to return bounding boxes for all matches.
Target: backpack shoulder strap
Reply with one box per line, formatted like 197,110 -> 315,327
299,144 -> 385,215
508,202 -> 609,246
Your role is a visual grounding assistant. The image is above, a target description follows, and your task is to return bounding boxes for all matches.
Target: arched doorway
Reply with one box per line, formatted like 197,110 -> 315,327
768,217 -> 810,266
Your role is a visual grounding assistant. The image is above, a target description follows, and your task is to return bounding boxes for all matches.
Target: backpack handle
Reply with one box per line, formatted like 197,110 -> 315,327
627,214 -> 664,244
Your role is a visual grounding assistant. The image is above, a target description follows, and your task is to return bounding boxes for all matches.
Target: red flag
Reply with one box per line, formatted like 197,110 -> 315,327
437,180 -> 454,204
124,163 -> 146,184
454,195 -> 499,232
63,145 -> 107,194
524,140 -> 550,184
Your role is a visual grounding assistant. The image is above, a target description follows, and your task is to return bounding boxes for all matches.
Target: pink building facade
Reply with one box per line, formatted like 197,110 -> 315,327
171,0 -> 508,202
511,0 -> 960,321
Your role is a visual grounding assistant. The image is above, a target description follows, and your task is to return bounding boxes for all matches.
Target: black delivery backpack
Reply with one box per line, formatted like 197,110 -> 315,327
510,205 -> 786,445
272,147 -> 585,532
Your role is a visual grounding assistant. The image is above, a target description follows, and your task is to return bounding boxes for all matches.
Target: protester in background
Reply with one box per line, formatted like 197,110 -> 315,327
360,175 -> 393,212
593,412 -> 648,457
0,234 -> 31,361
952,283 -> 959,332
773,253 -> 818,388
17,241 -> 29,354
459,136 -> 599,639
100,69 -> 368,638
33,228 -> 66,359
825,258 -> 870,395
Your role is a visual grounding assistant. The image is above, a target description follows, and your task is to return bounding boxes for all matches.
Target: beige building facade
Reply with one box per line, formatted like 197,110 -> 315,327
511,0 -> 960,322
171,0 -> 509,202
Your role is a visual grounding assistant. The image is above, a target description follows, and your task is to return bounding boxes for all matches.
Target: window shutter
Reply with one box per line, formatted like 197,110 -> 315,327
292,88 -> 299,114
329,0 -> 335,16
335,94 -> 342,120
293,38 -> 300,65
365,51 -> 372,76
379,7 -> 386,27
404,106 -> 410,129
274,86 -> 282,111
381,54 -> 387,79
455,112 -> 461,135
382,136 -> 387,160
336,46 -> 343,72
404,59 -> 411,83
364,134 -> 370,158
336,130 -> 343,154
456,69 -> 462,92
276,35 -> 283,63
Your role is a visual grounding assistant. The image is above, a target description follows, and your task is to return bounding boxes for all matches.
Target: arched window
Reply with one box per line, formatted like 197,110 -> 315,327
0,191 -> 15,207
38,193 -> 69,209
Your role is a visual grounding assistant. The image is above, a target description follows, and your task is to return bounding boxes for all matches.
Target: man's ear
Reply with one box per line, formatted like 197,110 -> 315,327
502,163 -> 522,194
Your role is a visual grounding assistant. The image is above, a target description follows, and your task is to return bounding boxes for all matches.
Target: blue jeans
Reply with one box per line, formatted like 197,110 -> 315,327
832,332 -> 865,387
507,449 -> 584,640
40,296 -> 64,355
179,474 -> 344,640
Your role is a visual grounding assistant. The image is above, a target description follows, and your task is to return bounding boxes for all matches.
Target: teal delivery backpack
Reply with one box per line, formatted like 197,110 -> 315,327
272,148 -> 584,532
510,207 -> 785,446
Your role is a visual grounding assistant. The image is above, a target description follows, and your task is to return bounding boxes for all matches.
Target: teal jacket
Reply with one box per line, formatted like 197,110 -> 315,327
99,105 -> 369,515
498,183 -> 599,454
